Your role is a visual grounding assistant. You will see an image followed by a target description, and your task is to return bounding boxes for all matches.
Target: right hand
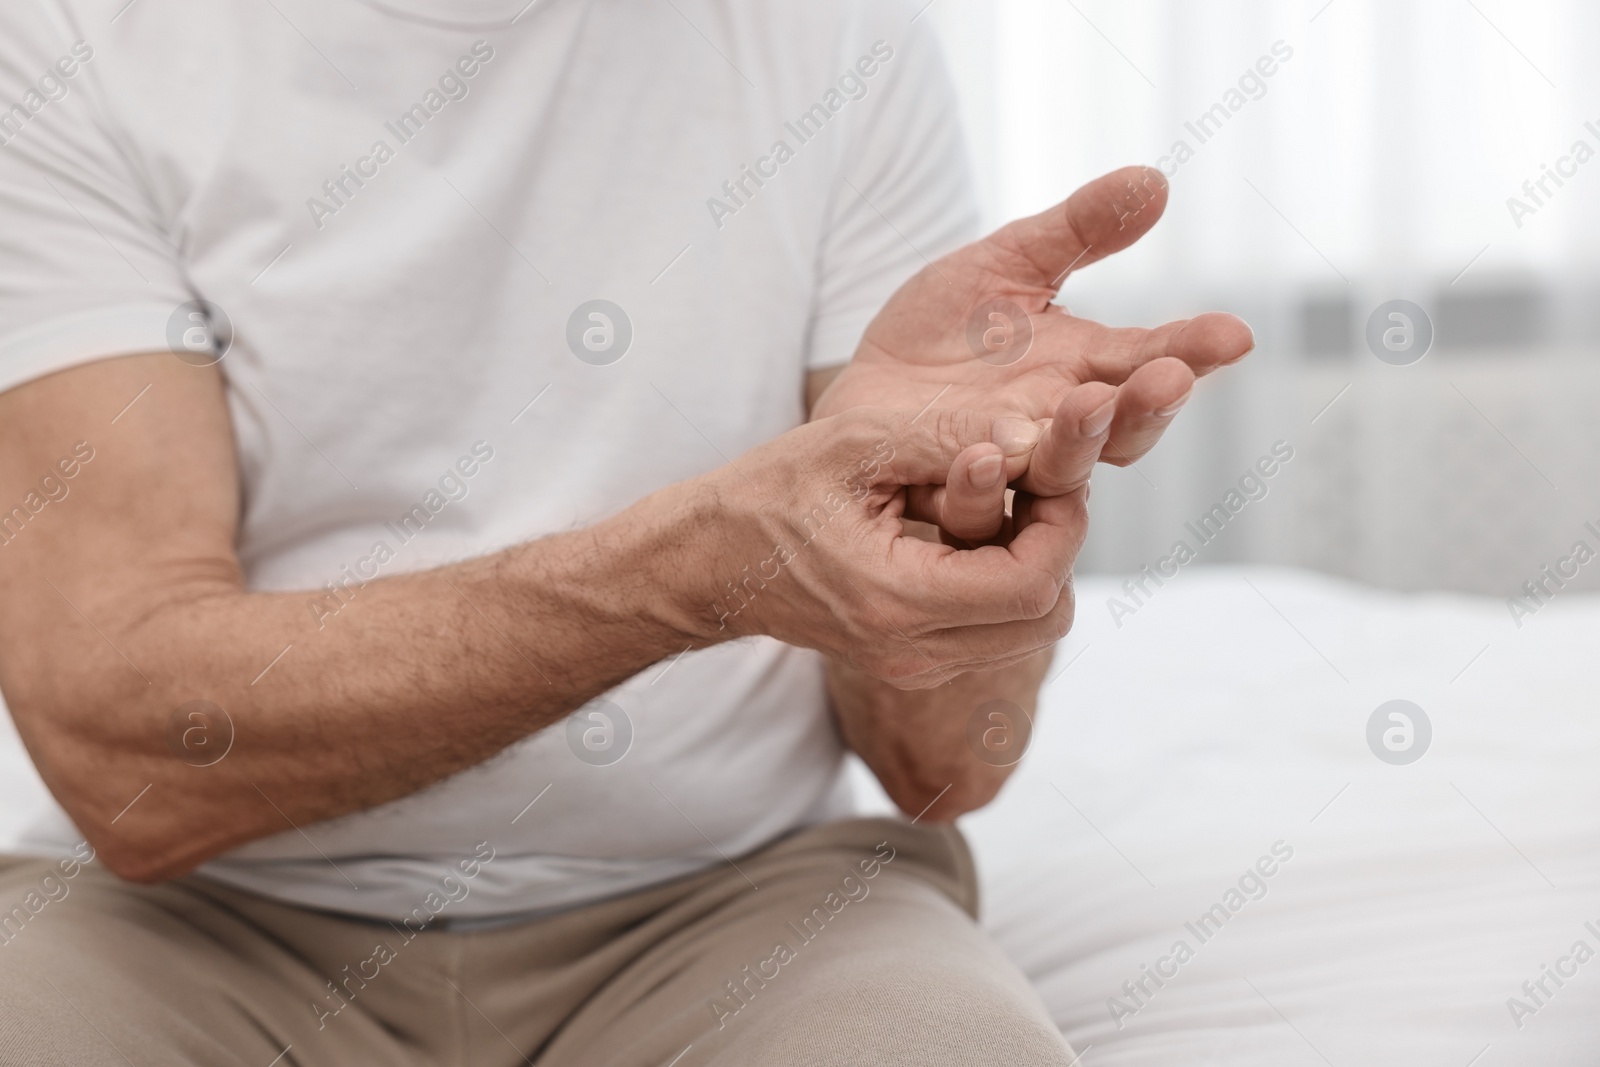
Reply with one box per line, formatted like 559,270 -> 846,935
682,408 -> 1086,689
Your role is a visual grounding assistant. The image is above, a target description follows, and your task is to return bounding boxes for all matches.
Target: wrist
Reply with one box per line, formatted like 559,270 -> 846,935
825,647 -> 1054,821
602,470 -> 746,649
490,477 -> 729,675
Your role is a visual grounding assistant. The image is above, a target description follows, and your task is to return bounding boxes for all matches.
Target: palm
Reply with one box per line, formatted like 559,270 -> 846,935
813,166 -> 1253,468
838,290 -> 1114,421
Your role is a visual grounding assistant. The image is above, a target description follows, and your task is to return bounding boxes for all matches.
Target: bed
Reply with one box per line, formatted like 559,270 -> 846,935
4,566 -> 1596,1063
856,567 -> 1600,1065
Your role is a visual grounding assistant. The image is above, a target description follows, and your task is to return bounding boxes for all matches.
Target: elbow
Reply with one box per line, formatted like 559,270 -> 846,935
93,841 -> 199,885
70,796 -> 216,885
62,786 -> 210,885
12,696 -> 213,886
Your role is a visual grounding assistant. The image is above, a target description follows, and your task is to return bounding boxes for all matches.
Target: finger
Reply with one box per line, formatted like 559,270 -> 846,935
916,497 -> 1087,672
1165,311 -> 1255,373
904,443 -> 1009,542
883,578 -> 1080,688
982,165 -> 1169,293
832,408 -> 1042,490
879,538 -> 1056,628
1013,381 -> 1117,497
884,486 -> 1087,630
1069,312 -> 1254,387
841,493 -> 1085,684
997,489 -> 1088,585
1100,357 -> 1195,467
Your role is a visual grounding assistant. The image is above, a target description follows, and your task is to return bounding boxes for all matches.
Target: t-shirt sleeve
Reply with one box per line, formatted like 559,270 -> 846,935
0,8 -> 191,397
802,9 -> 980,371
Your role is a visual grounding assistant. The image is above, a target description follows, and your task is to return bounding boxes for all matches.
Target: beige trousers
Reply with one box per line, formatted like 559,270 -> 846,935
0,817 -> 1073,1066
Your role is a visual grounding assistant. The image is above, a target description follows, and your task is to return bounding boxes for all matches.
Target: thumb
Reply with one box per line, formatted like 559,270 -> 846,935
984,164 -> 1169,291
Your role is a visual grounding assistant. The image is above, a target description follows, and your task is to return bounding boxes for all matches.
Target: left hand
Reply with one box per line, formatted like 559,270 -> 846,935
812,165 -> 1254,505
813,167 -> 1254,818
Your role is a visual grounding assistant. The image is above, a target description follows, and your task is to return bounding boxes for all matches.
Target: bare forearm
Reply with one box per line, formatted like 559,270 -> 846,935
3,355 -> 1066,882
7,480 -> 713,881
826,647 -> 1052,822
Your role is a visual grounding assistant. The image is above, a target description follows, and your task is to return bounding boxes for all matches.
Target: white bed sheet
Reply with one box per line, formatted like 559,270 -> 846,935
2,566 -> 1596,1064
949,567 -> 1600,1065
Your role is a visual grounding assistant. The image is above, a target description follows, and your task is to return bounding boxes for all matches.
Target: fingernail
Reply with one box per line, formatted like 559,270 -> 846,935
994,418 -> 1042,456
1080,398 -> 1116,437
969,453 -> 1004,489
1154,389 -> 1193,418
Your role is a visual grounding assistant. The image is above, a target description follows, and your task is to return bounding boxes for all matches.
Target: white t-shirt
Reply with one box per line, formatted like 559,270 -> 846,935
0,0 -> 976,919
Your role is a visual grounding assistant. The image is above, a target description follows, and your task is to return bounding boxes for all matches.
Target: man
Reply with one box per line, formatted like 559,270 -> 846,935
0,1 -> 1250,1063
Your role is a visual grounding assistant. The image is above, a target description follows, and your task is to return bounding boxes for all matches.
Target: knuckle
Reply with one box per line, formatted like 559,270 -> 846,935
1016,571 -> 1061,620
855,643 -> 892,677
1065,500 -> 1091,547
830,409 -> 880,457
870,651 -> 922,687
930,407 -> 976,459
1043,580 -> 1078,642
1049,599 -> 1077,642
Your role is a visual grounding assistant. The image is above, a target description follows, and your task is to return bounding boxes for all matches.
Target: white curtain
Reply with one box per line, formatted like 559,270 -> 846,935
927,0 -> 1600,593
933,0 -> 1600,285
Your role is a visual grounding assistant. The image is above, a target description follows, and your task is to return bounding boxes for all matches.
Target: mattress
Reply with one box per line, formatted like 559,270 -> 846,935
3,566 -> 1596,1063
949,567 -> 1600,1064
